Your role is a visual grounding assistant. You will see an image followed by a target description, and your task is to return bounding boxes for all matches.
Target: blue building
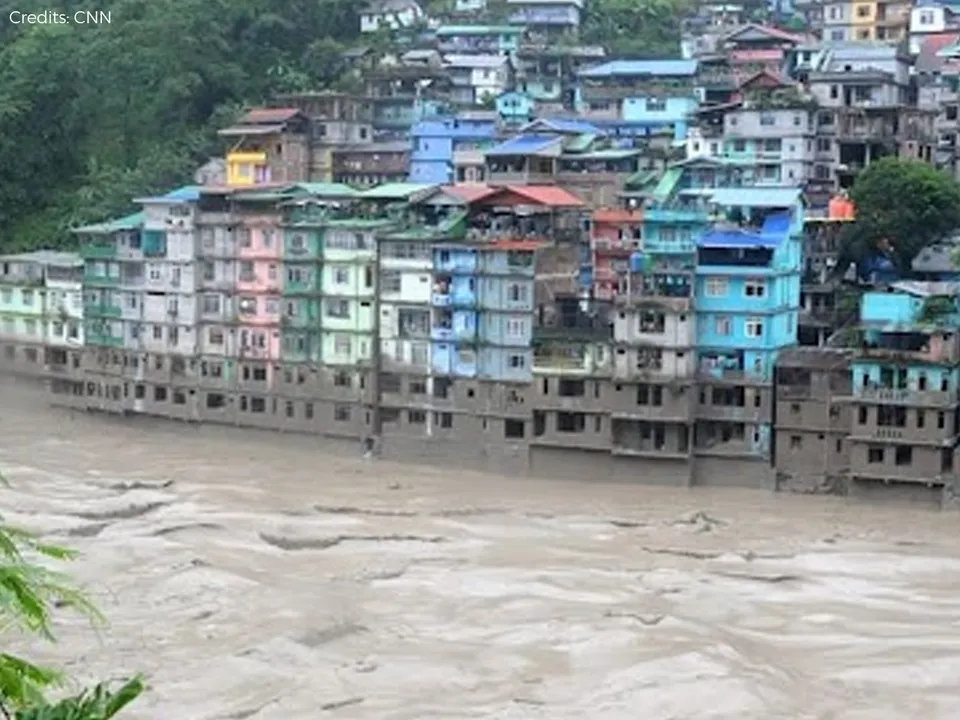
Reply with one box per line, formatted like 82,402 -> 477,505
576,60 -> 699,143
477,242 -> 536,382
408,116 -> 497,183
431,244 -> 480,377
847,281 -> 960,489
693,187 -> 803,459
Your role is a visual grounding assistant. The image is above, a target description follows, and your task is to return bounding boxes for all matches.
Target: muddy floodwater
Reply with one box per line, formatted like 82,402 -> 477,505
2,380 -> 960,719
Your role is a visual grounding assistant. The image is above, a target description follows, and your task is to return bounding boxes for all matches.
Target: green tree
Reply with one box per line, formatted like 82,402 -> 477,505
1,482 -> 143,719
837,157 -> 960,276
581,0 -> 694,58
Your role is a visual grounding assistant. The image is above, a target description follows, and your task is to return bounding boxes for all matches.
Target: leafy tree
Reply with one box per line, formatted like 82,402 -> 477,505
1,478 -> 143,719
582,0 -> 694,58
837,157 -> 960,276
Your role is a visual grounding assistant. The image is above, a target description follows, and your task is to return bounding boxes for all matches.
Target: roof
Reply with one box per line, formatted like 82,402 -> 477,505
889,280 -> 960,298
917,33 -> 960,73
579,59 -> 697,79
219,124 -> 288,137
729,48 -> 783,63
0,250 -> 83,266
523,118 -> 601,135
569,149 -> 642,160
242,108 -> 302,124
442,184 -> 496,203
334,141 -> 410,154
722,23 -> 803,45
777,347 -> 852,370
485,134 -> 562,156
444,54 -> 509,69
482,185 -> 585,208
73,212 -> 144,234
478,240 -> 546,251
436,25 -> 522,35
709,187 -> 802,208
698,213 -> 792,249
135,186 -> 201,204
912,242 -> 960,274
283,183 -> 360,198
365,0 -> 420,13
358,182 -> 437,200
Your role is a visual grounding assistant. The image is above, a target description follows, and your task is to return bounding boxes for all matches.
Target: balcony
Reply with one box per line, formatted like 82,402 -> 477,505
83,273 -> 120,287
431,293 -> 452,307
84,302 -> 122,318
81,244 -> 117,260
853,387 -> 958,407
858,344 -> 959,366
430,325 -> 454,341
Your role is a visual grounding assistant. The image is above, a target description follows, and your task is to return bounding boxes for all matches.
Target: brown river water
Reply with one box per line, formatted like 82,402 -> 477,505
2,379 -> 960,719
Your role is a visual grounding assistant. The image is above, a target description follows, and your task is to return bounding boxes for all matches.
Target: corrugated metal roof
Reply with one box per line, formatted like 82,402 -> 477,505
483,185 -> 584,208
73,212 -> 144,234
485,134 -> 561,156
572,149 -> 642,160
443,184 -> 496,203
709,187 -> 802,208
525,118 -> 601,135
358,183 -> 437,200
579,59 -> 697,78
286,183 -> 360,198
651,167 -> 683,203
218,123 -> 287,137
698,213 -> 792,248
243,108 -> 301,124
135,186 -> 201,204
593,208 -> 643,223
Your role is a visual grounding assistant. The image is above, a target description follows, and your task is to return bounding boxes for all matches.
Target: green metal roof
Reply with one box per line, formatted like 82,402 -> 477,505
562,133 -> 597,153
623,169 -> 659,190
73,212 -> 144,234
285,183 -> 359,198
651,168 -> 683,203
358,183 -> 437,201
325,218 -> 395,229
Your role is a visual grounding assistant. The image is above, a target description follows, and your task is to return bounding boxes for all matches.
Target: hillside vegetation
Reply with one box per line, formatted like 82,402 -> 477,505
0,0 -> 687,253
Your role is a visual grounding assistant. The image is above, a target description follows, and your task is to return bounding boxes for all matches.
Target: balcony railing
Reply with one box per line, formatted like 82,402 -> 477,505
852,387 -> 958,407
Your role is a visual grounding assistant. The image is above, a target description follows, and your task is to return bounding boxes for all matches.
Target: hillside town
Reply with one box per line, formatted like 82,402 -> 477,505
2,0 -> 960,505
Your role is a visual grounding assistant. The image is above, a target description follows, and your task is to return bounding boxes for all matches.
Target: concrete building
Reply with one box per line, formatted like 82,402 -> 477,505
219,109 -> 310,187
590,207 -> 643,302
846,282 -> 960,503
445,54 -> 513,106
435,25 -> 523,55
360,0 -> 424,33
807,43 -> 936,191
408,116 -> 498,183
506,0 -> 585,40
773,347 -> 853,493
331,142 -> 411,186
514,42 -> 606,111
0,250 -> 83,382
821,0 -> 911,42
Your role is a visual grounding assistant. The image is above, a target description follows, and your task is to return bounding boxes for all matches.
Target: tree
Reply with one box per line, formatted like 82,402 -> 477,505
837,157 -> 960,276
581,0 -> 695,58
1,479 -> 143,720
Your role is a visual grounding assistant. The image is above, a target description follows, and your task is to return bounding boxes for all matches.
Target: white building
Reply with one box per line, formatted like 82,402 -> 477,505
444,55 -> 512,106
360,0 -> 424,33
910,2 -> 959,54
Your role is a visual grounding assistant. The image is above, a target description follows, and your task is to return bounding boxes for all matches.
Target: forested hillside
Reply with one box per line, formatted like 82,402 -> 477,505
0,0 -> 687,252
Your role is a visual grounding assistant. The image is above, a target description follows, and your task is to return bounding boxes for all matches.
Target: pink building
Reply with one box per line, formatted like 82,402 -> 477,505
234,210 -> 284,366
591,208 -> 642,301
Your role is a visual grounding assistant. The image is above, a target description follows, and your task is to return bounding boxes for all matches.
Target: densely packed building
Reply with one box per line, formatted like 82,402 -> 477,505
3,0 -> 960,504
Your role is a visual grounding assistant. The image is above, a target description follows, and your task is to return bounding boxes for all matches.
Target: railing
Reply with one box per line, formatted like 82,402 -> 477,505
854,387 -> 957,406
644,208 -> 707,223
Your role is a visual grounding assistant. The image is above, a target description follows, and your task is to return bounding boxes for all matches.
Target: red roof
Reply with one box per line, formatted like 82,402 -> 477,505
443,184 -> 496,203
730,49 -> 783,63
481,185 -> 585,208
593,208 -> 642,223
242,108 -> 303,124
724,23 -> 803,45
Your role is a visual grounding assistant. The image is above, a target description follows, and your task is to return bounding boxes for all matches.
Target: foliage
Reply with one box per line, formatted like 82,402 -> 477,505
919,296 -> 956,325
837,158 -> 960,276
582,0 -> 694,58
0,475 -> 143,719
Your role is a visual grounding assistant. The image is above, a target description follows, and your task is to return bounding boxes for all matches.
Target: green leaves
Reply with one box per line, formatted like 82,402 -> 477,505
839,157 -> 960,275
1,474 -> 142,719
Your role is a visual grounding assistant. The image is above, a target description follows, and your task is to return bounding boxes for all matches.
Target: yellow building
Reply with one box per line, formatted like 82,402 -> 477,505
217,108 -> 310,187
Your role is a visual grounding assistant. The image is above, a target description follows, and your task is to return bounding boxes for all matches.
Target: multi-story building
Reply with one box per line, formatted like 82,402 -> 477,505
916,33 -> 960,178
360,0 -> 424,33
408,116 -> 498,183
910,1 -> 960,54
693,187 -> 803,479
506,0 -> 585,40
846,282 -> 960,503
279,93 -> 375,181
445,54 -> 513,106
515,42 -> 606,111
0,250 -> 83,382
773,347 -> 853,493
590,207 -> 643,301
798,199 -> 855,346
807,43 -> 936,191
219,108 -> 310,187
577,60 -> 699,142
821,0 -> 911,42
331,142 -> 410,186
435,25 -> 523,55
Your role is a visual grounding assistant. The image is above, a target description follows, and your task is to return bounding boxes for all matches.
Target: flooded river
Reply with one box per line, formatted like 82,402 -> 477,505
2,380 -> 960,719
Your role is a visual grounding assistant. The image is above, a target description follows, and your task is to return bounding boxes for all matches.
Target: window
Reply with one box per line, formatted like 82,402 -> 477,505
744,280 -> 766,298
817,138 -> 831,152
208,328 -> 224,345
790,435 -> 802,449
705,277 -> 728,297
326,299 -> 351,318
715,316 -> 731,335
381,271 -> 402,294
408,410 -> 426,425
334,404 -> 351,422
856,3 -> 870,17
21,289 -> 33,306
868,446 -> 884,463
289,233 -> 306,252
262,230 -> 274,248
508,353 -> 526,369
333,267 -> 349,285
507,282 -> 528,303
152,325 -> 163,340
759,113 -> 775,126
506,318 -> 526,339
732,140 -> 746,153
433,411 -> 453,429
238,297 -> 256,315
202,295 -> 220,314
895,446 -> 912,466
268,264 -> 278,281
334,335 -> 352,355
745,318 -> 764,338
265,297 -> 280,315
